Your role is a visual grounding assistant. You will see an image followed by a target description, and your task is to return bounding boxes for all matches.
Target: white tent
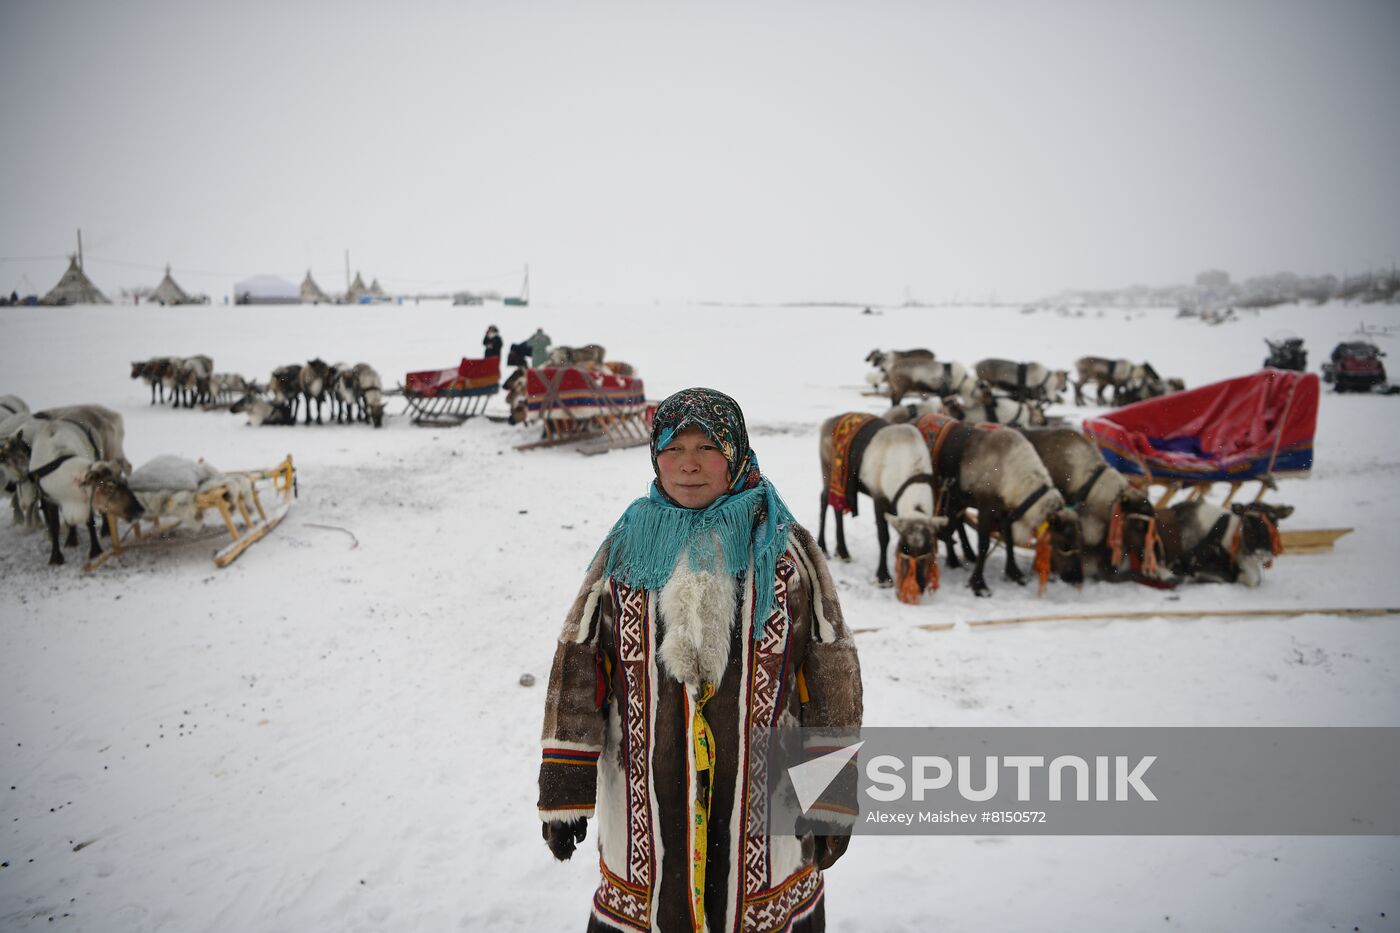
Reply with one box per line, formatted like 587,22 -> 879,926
41,256 -> 110,305
149,264 -> 194,305
234,275 -> 299,305
300,270 -> 330,304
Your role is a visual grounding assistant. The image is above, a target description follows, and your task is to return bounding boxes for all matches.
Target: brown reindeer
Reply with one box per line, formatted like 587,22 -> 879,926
973,358 -> 1068,403
1072,357 -> 1147,406
1020,427 -> 1162,581
915,414 -> 1083,597
1154,500 -> 1283,586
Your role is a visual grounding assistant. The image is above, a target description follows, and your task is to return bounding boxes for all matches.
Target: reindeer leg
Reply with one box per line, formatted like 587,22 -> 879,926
969,509 -> 993,597
817,493 -> 829,555
834,507 -> 851,562
957,517 -> 976,563
940,518 -> 962,569
64,523 -> 78,548
1002,514 -> 1026,584
43,501 -> 64,565
874,498 -> 892,587
316,397 -> 324,425
87,513 -> 102,560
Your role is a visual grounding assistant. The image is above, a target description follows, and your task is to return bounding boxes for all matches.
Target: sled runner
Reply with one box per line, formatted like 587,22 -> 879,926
399,356 -> 500,426
513,366 -> 652,454
83,455 -> 298,572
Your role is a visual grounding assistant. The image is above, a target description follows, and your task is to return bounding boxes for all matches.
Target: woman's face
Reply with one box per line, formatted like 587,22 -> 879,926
657,425 -> 730,509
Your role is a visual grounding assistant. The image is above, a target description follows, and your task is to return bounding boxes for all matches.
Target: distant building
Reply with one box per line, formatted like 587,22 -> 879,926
41,255 -> 110,305
234,274 -> 299,305
300,270 -> 330,304
149,264 -> 196,305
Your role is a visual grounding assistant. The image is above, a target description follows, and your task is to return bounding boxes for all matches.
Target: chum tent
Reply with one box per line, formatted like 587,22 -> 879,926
149,264 -> 194,305
41,256 -> 110,305
234,275 -> 299,305
300,270 -> 330,304
345,271 -> 369,304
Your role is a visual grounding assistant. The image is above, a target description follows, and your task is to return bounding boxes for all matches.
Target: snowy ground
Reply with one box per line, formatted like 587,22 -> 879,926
1,300 -> 1398,932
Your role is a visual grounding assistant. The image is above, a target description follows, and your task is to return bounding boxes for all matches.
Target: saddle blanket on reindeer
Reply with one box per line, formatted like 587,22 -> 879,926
525,366 -> 645,421
1083,370 -> 1319,483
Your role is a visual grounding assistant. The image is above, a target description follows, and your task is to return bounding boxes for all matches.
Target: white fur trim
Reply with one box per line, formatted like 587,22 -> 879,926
572,576 -> 609,644
657,549 -> 736,686
646,593 -> 665,933
596,704 -> 628,872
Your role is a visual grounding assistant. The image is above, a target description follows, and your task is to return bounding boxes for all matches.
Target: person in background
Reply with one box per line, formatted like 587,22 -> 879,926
525,327 -> 552,367
537,387 -> 862,933
483,325 -> 503,358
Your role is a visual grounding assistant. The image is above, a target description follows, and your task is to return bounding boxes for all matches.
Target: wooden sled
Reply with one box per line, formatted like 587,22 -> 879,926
83,455 -> 298,572
513,367 -> 652,454
401,357 -> 500,427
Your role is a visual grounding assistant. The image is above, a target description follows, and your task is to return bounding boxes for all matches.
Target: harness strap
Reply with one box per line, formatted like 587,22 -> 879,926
1016,362 -> 1027,389
890,472 -> 936,512
1007,483 -> 1051,524
1068,464 -> 1108,508
28,453 -> 76,483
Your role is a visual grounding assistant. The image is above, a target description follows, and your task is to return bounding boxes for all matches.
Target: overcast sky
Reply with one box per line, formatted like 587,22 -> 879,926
2,0 -> 1397,304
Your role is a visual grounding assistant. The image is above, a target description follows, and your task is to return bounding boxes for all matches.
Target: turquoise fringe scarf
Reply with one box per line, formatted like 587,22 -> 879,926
600,475 -> 796,639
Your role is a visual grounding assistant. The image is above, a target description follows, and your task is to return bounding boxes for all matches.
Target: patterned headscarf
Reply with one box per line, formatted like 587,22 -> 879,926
601,387 -> 794,638
649,387 -> 760,496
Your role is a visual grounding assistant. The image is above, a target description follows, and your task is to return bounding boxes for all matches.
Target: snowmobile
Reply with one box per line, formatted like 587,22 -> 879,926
1263,336 -> 1307,372
1321,341 -> 1394,393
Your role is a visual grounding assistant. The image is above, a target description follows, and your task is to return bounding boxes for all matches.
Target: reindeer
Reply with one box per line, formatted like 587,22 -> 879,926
973,358 -> 1067,403
231,394 -> 296,427
348,363 -> 386,428
328,362 -> 356,423
943,389 -> 1048,427
503,367 -> 530,424
0,395 -> 27,420
817,414 -> 947,598
299,358 -> 332,425
131,359 -> 171,404
885,358 -> 977,406
865,348 -> 936,390
1020,427 -> 1162,580
914,414 -> 1083,597
546,344 -> 606,368
27,406 -> 138,565
1154,500 -> 1283,586
880,400 -> 944,424
176,355 -> 214,407
270,365 -> 303,421
209,373 -> 251,406
1071,357 -> 1150,406
1,411 -> 41,528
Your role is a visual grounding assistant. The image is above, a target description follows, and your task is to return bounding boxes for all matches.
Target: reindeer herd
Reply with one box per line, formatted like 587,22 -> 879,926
865,348 -> 1185,428
131,356 -> 385,428
820,348 -> 1277,600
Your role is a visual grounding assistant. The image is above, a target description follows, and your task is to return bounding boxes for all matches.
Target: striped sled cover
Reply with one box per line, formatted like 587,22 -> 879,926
1083,370 -> 1319,483
404,356 -> 501,397
525,367 -> 646,421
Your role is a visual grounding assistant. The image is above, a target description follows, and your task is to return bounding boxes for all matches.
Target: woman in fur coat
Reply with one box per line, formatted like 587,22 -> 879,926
538,387 -> 863,933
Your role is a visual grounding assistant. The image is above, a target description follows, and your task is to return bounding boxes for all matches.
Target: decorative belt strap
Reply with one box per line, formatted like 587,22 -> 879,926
689,681 -> 717,933
1016,362 -> 1028,389
27,453 -> 75,483
890,472 -> 936,512
1007,483 -> 1051,524
1068,464 -> 1108,508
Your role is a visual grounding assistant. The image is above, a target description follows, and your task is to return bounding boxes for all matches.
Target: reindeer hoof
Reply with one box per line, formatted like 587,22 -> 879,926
875,577 -> 893,589
972,585 -> 991,598
49,553 -> 65,566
